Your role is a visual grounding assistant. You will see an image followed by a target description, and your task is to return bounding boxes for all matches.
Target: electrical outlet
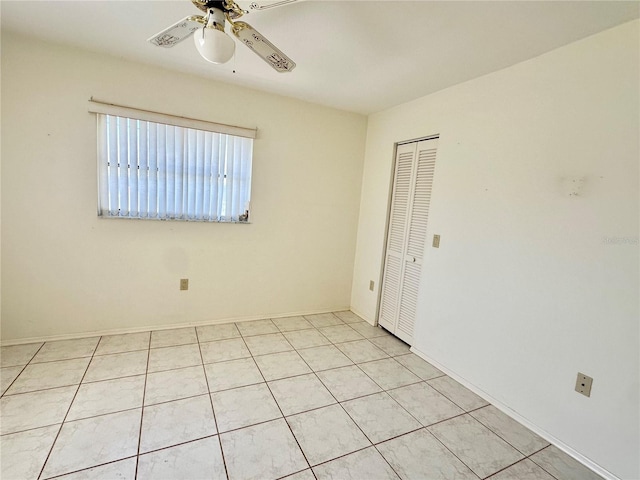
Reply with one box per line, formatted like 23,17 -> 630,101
180,278 -> 189,291
575,372 -> 593,397
433,234 -> 441,248
369,280 -> 375,291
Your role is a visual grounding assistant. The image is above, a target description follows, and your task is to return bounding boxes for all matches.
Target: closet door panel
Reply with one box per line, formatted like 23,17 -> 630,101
378,138 -> 438,344
397,138 -> 438,341
387,144 -> 415,256
406,139 -> 438,261
396,261 -> 421,342
379,255 -> 401,331
379,143 -> 416,332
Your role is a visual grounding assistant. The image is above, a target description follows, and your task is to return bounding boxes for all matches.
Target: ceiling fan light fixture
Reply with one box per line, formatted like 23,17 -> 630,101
194,26 -> 236,64
148,1 -> 296,72
193,8 -> 235,64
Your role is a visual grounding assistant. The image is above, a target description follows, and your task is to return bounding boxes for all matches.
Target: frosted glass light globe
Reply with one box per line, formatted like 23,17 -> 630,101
194,27 -> 236,64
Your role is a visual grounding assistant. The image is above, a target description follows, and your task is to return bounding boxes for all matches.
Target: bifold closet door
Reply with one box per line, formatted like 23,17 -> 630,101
379,138 -> 438,344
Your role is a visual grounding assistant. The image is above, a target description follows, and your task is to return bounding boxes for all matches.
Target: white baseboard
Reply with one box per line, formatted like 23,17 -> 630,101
0,307 -> 351,346
349,306 -> 375,326
410,346 -> 620,480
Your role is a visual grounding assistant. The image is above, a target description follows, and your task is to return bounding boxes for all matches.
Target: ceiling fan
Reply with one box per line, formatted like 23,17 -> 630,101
148,0 -> 297,72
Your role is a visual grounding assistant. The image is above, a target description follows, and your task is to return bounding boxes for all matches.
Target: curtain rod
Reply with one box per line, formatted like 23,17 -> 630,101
88,97 -> 258,139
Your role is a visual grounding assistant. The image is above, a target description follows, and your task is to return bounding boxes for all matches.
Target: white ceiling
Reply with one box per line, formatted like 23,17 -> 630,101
2,1 -> 638,114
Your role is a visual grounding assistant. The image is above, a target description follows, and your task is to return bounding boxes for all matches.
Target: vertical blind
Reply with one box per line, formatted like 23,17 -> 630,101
97,114 -> 253,222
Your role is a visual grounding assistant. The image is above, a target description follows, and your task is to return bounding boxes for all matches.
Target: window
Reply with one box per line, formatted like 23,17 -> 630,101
94,105 -> 254,223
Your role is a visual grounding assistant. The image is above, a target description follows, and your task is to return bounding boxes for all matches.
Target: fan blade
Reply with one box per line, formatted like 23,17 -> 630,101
148,16 -> 205,48
249,0 -> 299,11
231,21 -> 296,72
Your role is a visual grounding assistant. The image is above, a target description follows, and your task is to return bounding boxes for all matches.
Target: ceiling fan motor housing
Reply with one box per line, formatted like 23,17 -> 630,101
148,0 -> 296,72
205,7 -> 226,31
192,0 -> 228,13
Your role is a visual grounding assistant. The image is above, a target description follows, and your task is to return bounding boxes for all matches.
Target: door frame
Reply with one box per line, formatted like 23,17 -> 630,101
374,134 -> 440,329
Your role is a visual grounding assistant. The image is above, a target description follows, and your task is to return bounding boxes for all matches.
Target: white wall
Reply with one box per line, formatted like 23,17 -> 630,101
1,32 -> 366,342
352,20 -> 639,480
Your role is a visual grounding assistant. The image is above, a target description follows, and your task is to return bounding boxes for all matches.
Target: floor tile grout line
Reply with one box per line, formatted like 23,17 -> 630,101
274,467 -> 315,480
1,403 -> 144,438
2,357 -> 92,397
281,328 -> 333,349
36,337 -> 102,480
428,410 -> 545,480
39,455 -> 138,480
526,444 -> 552,458
27,345 -> 102,366
5,318 -> 344,381
422,426 -> 484,480
525,445 -> 564,480
389,382 -> 474,427
306,444 -> 376,472
0,342 -> 47,397
288,339 -> 393,477
275,324 -> 316,334
283,323 -> 384,477
236,318 -> 280,338
3,315 -> 561,480
144,391 -> 213,409
139,433 -> 224,458
244,334 -> 297,357
418,408 -> 476,430
148,341 -> 199,350
266,397 -> 339,421
195,328 -> 231,480
286,324 -> 484,480
4,323 -> 415,402
3,389 -> 270,441
8,322 -> 546,476
313,374 -> 404,476
79,371 -> 147,386
23,344 -> 151,367
292,336 -> 417,479
345,387 -> 427,438
146,361 -> 205,376
93,346 -> 149,357
133,336 -> 151,480
372,435 -> 423,480
3,320 -> 377,387
483,447 -> 555,480
351,357 -> 405,395
240,332 -> 316,478
367,397 -> 546,480
481,456 -> 532,480
1,422 -> 66,439
267,378 -> 445,422
288,330 -> 420,409
369,425 -> 428,447
212,414 -> 292,436
0,364 -> 42,398
381,374 -> 449,396
2,374 -> 153,411
440,410 -> 546,470
426,378 -> 489,413
141,434 -> 236,464
92,330 -> 151,357
468,408 -> 552,459
0,314 -> 365,364
2,341 -> 46,364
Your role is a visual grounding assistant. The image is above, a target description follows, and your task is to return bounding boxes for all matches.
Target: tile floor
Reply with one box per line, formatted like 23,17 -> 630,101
1,311 -> 603,480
